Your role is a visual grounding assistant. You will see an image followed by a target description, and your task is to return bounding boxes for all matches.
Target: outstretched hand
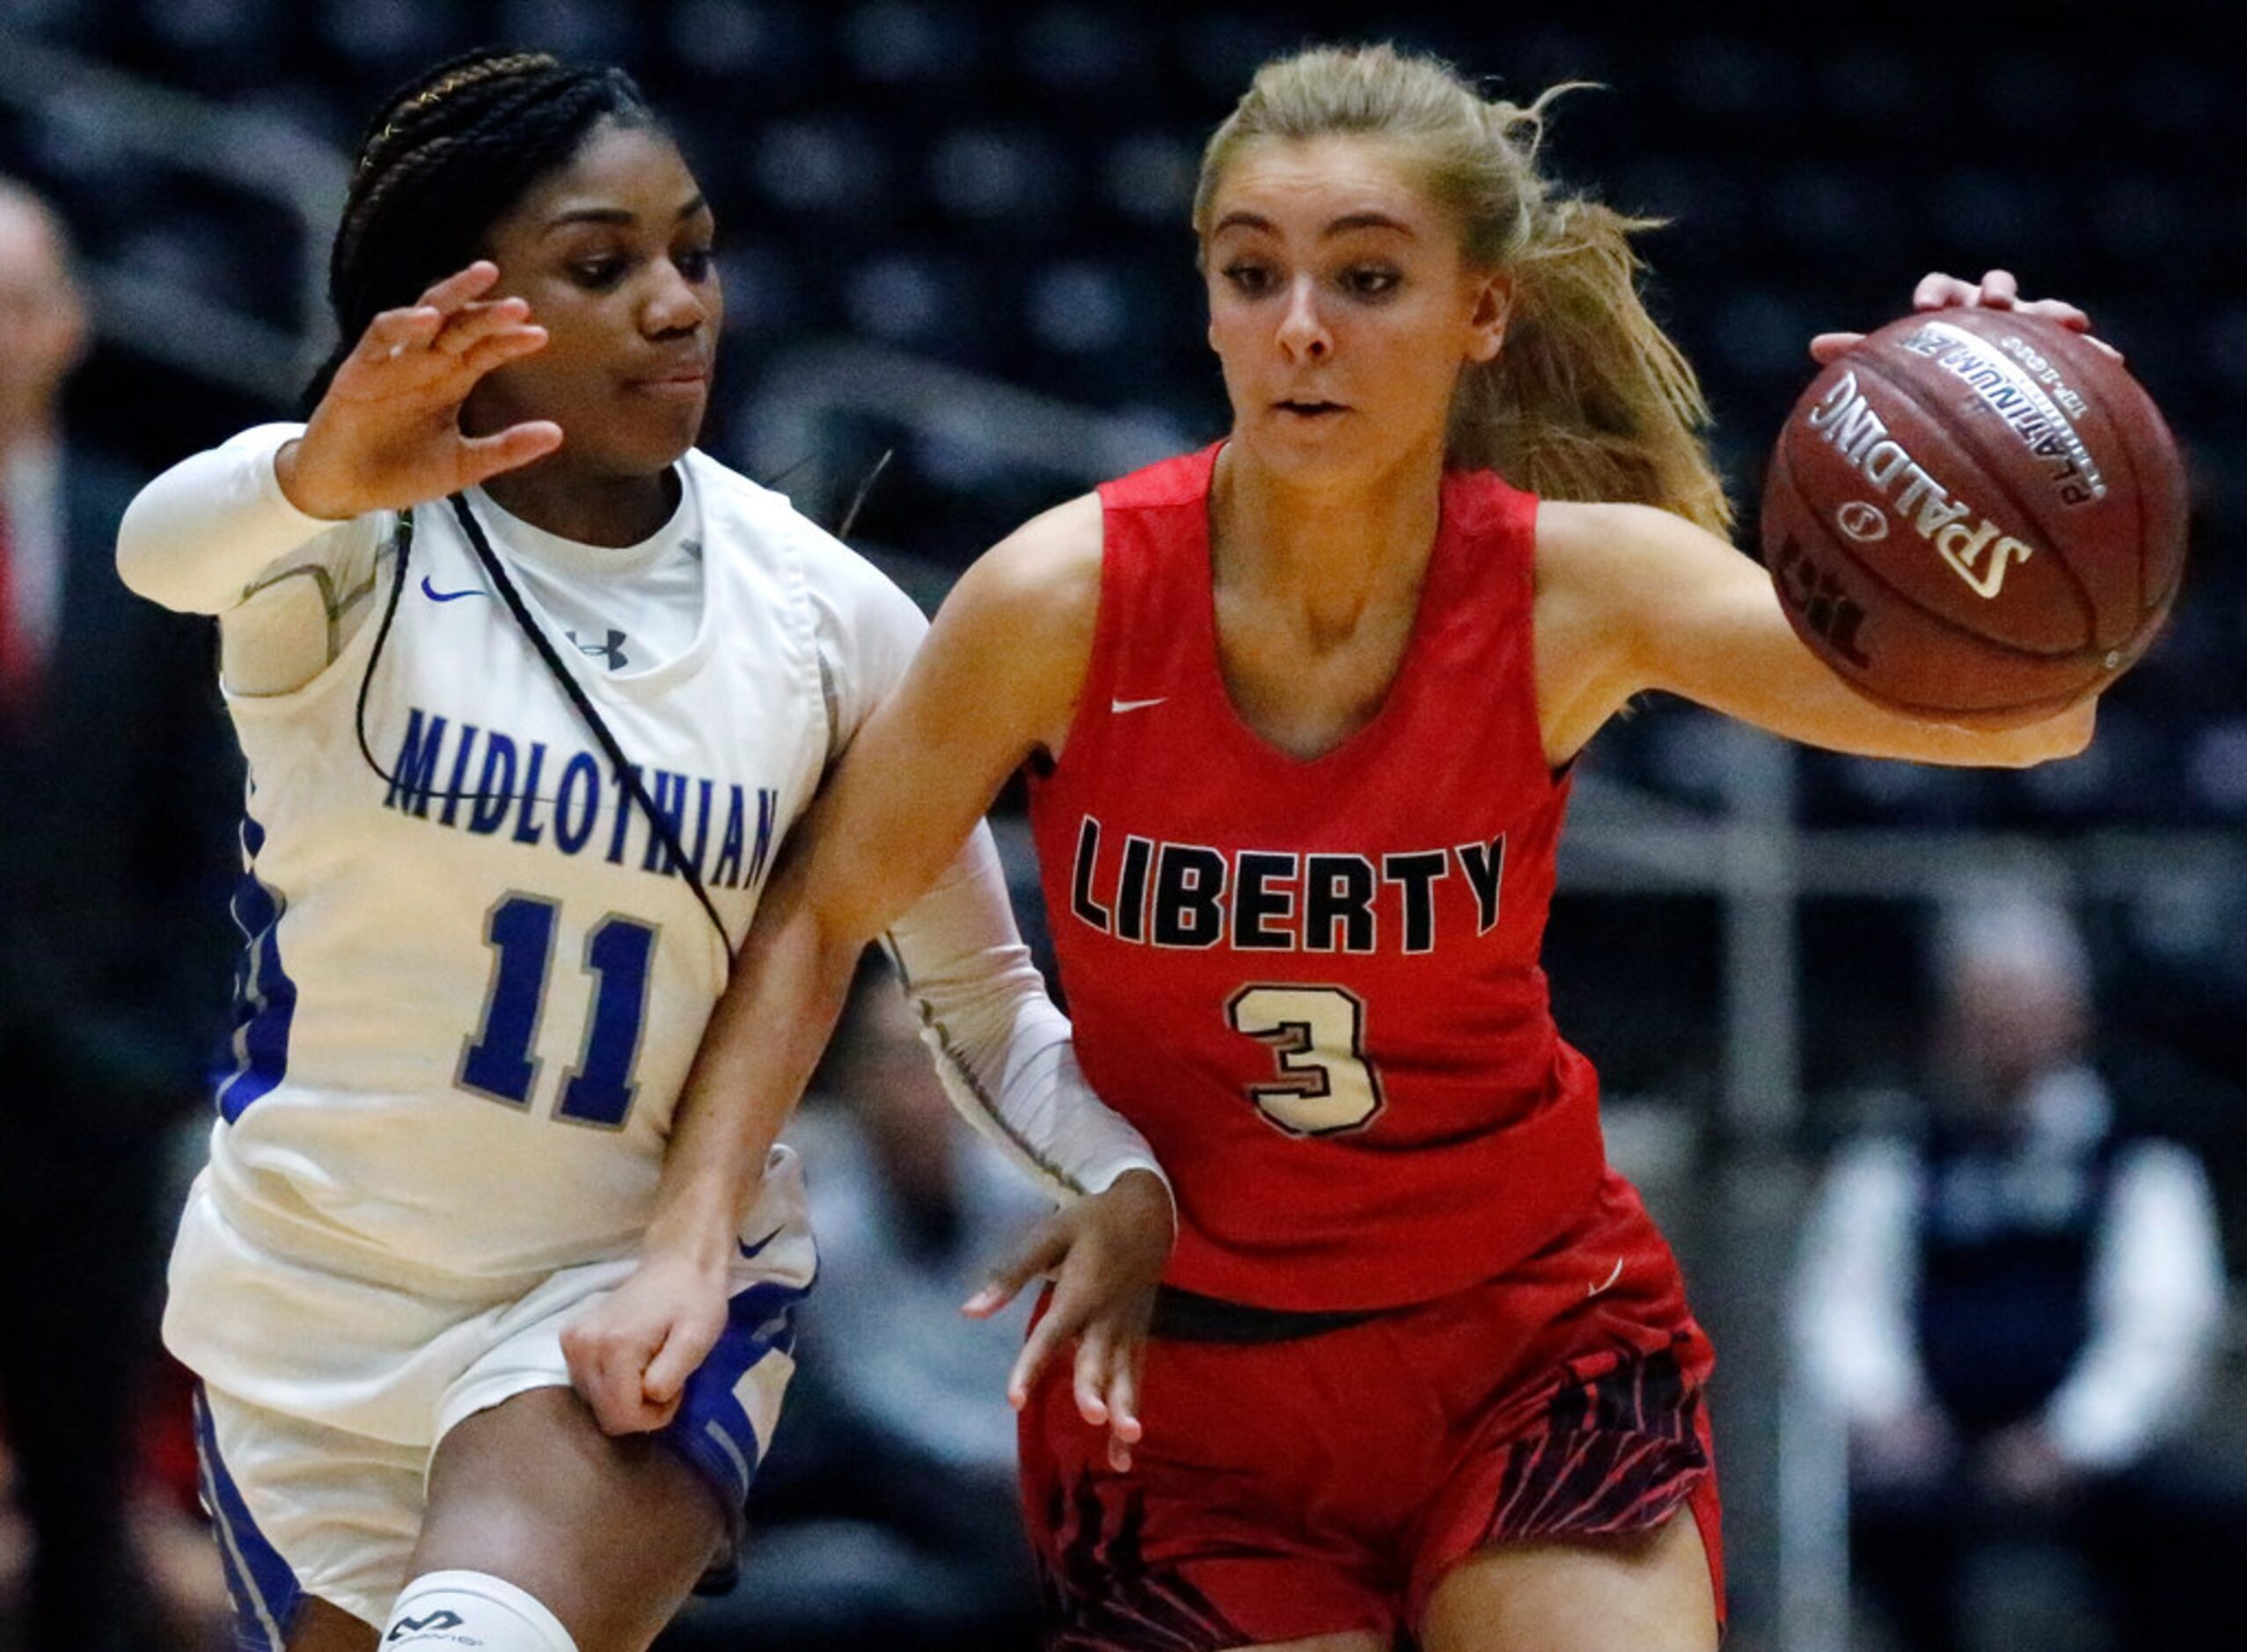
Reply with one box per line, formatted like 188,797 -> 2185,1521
1810,268 -> 2123,367
561,1249 -> 728,1436
276,260 -> 563,521
963,1167 -> 1174,1472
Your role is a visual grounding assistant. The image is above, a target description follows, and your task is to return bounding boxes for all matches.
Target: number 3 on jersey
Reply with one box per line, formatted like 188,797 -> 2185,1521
1226,984 -> 1385,1136
458,893 -> 657,1128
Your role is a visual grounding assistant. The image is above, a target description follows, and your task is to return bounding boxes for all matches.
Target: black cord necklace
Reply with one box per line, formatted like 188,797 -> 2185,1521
349,492 -> 734,953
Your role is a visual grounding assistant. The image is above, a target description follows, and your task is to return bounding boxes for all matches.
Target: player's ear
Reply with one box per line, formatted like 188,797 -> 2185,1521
1465,272 -> 1511,365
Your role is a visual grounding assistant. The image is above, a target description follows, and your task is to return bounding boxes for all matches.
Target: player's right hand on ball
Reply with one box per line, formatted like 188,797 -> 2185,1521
561,1250 -> 728,1436
275,260 -> 562,521
1808,268 -> 2123,365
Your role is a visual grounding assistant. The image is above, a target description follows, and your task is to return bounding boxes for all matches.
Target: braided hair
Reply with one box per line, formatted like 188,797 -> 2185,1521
306,48 -> 661,408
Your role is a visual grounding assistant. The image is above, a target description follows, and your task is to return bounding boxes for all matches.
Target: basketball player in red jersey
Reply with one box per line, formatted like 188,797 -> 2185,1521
572,42 -> 2107,1652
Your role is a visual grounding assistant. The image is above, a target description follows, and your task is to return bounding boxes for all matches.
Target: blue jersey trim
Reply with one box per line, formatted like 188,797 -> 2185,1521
214,810 -> 296,1122
193,1387 -> 304,1652
663,1276 -> 809,1513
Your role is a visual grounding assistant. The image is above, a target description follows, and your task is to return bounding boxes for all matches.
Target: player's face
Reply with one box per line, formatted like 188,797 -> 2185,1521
1201,135 -> 1508,484
466,121 -> 722,478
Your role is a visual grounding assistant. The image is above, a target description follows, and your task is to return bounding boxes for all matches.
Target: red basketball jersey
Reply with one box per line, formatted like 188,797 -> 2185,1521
1027,444 -> 1607,1312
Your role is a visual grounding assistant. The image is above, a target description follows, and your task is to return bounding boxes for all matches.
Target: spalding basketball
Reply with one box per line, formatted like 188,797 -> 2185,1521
1761,308 -> 2187,720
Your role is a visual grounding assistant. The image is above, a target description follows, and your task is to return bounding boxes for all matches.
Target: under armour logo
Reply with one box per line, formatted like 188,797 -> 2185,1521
387,1611 -> 465,1640
567,628 -> 630,669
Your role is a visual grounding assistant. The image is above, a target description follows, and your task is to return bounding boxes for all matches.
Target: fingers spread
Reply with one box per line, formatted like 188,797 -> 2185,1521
418,260 -> 502,316
1072,1325 -> 1113,1431
1105,1356 -> 1143,1450
1978,281 -> 2112,355
1808,330 -> 1865,365
2015,297 -> 2094,333
1091,1333 -> 1142,1473
968,1222 -> 1069,1319
1008,1309 -> 1072,1411
459,421 -> 564,488
961,1283 -> 1011,1317
435,297 -> 537,356
1914,271 -> 1979,311
1976,268 -> 2020,306
456,325 -> 551,380
361,305 -> 442,362
1851,274 -> 2112,364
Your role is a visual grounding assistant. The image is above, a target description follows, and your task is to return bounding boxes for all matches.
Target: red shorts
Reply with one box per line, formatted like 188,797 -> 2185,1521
1021,1170 -> 1721,1648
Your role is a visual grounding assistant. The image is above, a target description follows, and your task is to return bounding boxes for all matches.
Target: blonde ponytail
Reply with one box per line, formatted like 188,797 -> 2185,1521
1455,191 -> 1732,534
1197,45 -> 1732,536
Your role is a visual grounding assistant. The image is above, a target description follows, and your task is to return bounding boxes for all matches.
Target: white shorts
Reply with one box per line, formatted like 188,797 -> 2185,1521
172,1150 -> 816,1639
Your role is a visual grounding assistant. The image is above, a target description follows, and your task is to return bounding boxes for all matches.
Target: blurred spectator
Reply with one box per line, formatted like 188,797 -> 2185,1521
668,951 -> 1045,1652
1793,891 -> 2228,1652
0,176 -> 237,1651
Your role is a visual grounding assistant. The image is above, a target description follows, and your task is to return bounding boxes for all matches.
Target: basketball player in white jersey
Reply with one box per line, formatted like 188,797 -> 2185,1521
115,50 -> 1172,1652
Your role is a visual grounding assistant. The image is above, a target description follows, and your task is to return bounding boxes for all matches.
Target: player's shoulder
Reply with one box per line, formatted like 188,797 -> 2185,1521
951,491 -> 1103,636
681,446 -> 843,556
1533,496 -> 1736,594
1534,497 -> 1689,555
980,491 -> 1103,586
682,447 -> 915,612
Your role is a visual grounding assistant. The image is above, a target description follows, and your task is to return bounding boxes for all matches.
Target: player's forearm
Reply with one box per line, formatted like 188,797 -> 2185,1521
643,882 -> 862,1270
116,424 -> 350,613
1778,673 -> 2096,768
1739,605 -> 2100,765
1591,502 -> 2097,770
887,826 -> 1168,1205
1662,610 -> 2096,769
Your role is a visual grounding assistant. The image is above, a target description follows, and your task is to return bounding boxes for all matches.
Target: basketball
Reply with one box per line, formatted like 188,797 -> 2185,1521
1760,308 -> 2188,721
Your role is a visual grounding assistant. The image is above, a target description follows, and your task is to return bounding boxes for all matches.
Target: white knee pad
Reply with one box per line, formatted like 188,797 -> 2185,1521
381,1570 -> 578,1652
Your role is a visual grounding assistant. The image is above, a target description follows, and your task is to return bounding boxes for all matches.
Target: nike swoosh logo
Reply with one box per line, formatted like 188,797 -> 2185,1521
738,1226 -> 785,1260
1587,1258 -> 1624,1299
420,576 -> 486,603
1110,697 -> 1167,713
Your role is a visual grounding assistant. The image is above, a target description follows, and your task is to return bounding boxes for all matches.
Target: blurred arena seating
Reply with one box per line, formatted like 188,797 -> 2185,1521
1,1 -> 2237,824
4,7 -> 2242,1648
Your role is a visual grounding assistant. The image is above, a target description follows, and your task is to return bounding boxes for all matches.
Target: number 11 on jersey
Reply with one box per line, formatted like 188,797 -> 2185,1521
458,892 -> 658,1128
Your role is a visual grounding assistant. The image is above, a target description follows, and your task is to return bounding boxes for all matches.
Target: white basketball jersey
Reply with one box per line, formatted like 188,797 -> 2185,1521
179,453 -> 908,1298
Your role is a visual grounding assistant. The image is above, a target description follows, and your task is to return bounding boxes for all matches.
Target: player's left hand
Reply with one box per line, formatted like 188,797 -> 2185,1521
1810,268 -> 2123,365
962,1167 -> 1175,1472
561,1248 -> 729,1436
